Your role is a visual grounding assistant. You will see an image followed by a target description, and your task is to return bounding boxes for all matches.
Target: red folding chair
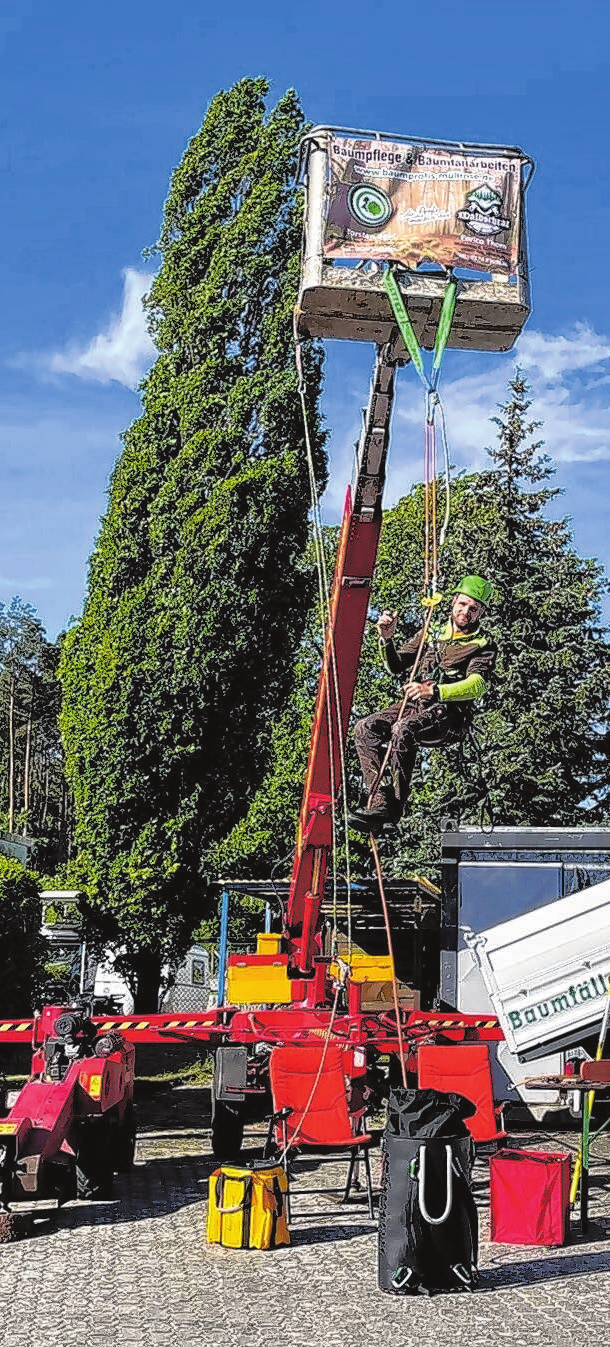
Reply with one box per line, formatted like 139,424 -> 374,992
267,1043 -> 374,1219
417,1043 -> 506,1144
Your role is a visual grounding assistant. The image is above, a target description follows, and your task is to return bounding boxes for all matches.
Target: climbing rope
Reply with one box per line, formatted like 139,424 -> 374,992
294,269 -> 458,1093
364,268 -> 458,809
383,267 -> 456,601
278,983 -> 341,1162
360,268 -> 460,1084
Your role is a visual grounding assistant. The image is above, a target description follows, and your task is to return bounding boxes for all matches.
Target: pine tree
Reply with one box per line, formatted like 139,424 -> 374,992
0,598 -> 66,861
445,373 -> 610,821
58,79 -> 326,1007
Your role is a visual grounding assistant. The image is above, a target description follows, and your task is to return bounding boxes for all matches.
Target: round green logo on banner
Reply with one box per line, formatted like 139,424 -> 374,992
347,184 -> 392,230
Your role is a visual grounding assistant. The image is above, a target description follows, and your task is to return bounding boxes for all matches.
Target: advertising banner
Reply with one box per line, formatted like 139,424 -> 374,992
323,135 -> 526,274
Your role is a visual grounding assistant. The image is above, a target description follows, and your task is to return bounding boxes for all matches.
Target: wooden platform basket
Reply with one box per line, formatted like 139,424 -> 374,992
295,126 -> 534,354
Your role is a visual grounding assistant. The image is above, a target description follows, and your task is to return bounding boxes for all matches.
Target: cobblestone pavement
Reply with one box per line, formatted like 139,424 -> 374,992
0,1085 -> 609,1347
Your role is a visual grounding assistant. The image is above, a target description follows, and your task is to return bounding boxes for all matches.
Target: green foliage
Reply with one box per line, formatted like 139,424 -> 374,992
212,636 -> 322,880
58,78 -> 325,1005
195,894 -> 266,952
44,960 -> 71,982
212,533 -> 337,882
366,370 -> 610,877
0,856 -> 46,1013
36,859 -> 83,892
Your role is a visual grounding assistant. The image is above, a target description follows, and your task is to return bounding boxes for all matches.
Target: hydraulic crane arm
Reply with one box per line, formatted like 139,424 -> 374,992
285,338 -> 401,973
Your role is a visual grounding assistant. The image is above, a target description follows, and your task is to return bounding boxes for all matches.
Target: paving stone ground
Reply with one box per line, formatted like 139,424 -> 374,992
0,1084 -> 609,1347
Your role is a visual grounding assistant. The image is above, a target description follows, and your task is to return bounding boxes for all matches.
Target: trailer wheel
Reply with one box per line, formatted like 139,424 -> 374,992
113,1103 -> 137,1173
211,1096 -> 244,1161
75,1119 -> 114,1200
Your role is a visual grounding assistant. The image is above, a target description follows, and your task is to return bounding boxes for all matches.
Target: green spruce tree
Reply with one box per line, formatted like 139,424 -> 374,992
59,78 -> 325,1007
446,372 -> 610,825
370,370 -> 610,875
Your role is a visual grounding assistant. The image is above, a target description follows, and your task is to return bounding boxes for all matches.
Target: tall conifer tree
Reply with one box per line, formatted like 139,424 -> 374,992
59,79 -> 325,1005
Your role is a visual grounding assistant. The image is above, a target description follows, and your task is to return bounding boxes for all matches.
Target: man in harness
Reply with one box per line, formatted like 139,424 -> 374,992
349,575 -> 496,831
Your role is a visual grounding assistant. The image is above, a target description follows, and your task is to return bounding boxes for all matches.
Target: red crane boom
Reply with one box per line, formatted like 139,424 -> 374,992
284,341 -> 400,976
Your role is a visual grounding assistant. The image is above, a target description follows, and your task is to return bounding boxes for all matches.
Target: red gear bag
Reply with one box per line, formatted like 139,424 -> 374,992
489,1148 -> 571,1246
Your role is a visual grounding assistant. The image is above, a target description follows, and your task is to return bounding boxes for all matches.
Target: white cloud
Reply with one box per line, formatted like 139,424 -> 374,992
46,268 -> 156,389
518,323 -> 610,383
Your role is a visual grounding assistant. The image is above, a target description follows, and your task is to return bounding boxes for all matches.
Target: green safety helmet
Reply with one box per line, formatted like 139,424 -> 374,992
454,575 -> 493,606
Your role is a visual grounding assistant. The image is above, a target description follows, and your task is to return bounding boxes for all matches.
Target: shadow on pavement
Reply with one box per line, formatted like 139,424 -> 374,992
289,1222 -> 376,1245
44,1153 -> 217,1236
43,1147 -> 377,1239
482,1247 -> 610,1290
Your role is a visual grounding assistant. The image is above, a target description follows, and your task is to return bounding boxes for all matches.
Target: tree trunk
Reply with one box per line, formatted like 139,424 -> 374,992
22,694 -> 33,836
66,788 -> 74,859
133,951 -> 163,1013
41,756 -> 49,829
8,674 -> 15,834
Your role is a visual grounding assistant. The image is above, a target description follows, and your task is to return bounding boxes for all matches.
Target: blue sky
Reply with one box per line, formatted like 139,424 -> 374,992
2,0 -> 610,637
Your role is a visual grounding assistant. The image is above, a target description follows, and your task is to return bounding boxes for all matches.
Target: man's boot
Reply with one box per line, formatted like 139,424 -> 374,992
348,785 -> 401,834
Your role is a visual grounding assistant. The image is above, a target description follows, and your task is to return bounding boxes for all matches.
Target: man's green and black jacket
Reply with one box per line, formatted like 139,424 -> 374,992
382,620 -> 497,708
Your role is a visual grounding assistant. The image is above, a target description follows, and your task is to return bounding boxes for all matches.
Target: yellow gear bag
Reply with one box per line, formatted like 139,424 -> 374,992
207,1162 -> 290,1249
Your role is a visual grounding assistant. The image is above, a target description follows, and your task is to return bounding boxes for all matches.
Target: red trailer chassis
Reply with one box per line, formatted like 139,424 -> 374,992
0,1005 -> 503,1052
0,1004 -> 136,1225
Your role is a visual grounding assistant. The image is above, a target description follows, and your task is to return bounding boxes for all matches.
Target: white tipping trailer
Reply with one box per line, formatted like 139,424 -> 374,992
441,826 -> 610,1119
465,878 -> 610,1061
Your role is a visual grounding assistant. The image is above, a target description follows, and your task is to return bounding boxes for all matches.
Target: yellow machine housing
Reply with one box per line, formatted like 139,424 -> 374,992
226,951 -> 292,1006
331,953 -> 420,1011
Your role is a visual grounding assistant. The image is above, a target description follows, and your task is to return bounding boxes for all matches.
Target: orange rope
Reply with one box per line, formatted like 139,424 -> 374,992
370,833 -> 408,1087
